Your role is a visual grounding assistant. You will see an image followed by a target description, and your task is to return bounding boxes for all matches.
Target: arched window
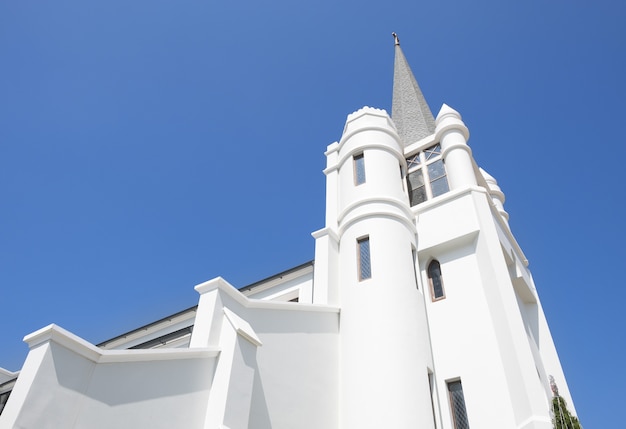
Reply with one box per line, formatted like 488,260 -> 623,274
427,260 -> 445,301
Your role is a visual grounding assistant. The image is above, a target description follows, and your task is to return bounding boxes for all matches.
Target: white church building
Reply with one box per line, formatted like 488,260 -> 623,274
0,36 -> 577,429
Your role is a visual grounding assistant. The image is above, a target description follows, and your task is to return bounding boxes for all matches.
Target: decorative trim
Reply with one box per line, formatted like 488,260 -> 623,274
338,196 -> 415,227
339,210 -> 417,238
311,226 -> 339,242
194,277 -> 340,314
23,324 -> 219,363
223,308 -> 263,347
441,142 -> 473,160
324,140 -> 405,175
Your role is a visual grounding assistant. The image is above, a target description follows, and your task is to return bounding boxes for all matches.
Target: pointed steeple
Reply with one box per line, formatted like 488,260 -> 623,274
391,33 -> 436,146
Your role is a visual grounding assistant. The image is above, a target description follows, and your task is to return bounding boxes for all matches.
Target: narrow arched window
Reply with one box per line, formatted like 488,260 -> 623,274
428,260 -> 445,301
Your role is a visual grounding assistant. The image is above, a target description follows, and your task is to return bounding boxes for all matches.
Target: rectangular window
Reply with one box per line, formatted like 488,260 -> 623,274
412,247 -> 419,290
354,153 -> 366,185
407,169 -> 427,205
357,236 -> 371,280
428,159 -> 450,197
428,371 -> 438,429
447,380 -> 470,429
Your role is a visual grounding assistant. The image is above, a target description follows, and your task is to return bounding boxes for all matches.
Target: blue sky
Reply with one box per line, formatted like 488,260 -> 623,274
1,0 -> 624,426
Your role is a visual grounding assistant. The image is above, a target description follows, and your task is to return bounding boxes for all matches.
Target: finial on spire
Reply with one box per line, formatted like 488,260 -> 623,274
392,32 -> 400,46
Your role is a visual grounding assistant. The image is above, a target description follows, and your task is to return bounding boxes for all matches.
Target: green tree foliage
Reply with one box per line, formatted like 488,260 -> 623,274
552,396 -> 581,429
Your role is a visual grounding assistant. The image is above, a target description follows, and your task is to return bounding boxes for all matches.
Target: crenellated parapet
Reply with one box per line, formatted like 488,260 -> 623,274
332,107 -> 413,238
343,106 -> 393,129
336,107 -> 402,166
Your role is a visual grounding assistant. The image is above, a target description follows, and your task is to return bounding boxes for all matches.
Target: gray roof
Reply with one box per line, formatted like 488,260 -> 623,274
391,41 -> 436,146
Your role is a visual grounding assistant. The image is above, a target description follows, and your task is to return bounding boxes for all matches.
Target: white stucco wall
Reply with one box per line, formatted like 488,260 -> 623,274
417,188 -> 555,428
246,307 -> 339,429
192,278 -> 340,429
0,326 -> 217,429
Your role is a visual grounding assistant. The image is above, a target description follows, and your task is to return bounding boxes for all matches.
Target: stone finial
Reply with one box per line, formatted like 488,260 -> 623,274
392,32 -> 400,46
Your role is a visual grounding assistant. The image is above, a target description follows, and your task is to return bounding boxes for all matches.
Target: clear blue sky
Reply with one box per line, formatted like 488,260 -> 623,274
1,0 -> 624,426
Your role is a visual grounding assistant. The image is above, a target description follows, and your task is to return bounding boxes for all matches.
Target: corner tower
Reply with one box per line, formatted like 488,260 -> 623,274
313,34 -> 577,429
317,106 -> 436,428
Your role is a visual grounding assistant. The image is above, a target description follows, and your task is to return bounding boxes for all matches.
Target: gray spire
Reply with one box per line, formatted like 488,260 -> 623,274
391,34 -> 436,146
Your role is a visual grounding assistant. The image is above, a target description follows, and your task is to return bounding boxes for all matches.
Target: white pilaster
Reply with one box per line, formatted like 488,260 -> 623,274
191,277 -> 228,348
311,227 -> 339,305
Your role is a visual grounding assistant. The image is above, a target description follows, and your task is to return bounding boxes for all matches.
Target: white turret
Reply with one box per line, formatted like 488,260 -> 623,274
315,106 -> 436,428
435,104 -> 477,189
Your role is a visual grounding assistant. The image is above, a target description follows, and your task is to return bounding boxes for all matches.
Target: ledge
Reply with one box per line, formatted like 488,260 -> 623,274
23,324 -> 219,364
194,277 -> 340,314
311,226 -> 339,242
224,308 -> 263,347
